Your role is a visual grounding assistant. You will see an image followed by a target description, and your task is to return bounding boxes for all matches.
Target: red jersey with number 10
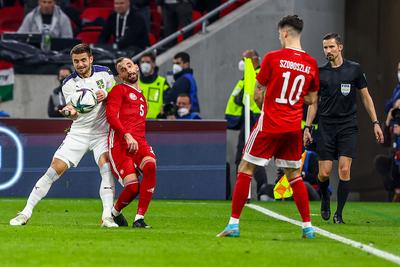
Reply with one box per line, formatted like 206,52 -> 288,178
106,83 -> 147,142
256,48 -> 319,133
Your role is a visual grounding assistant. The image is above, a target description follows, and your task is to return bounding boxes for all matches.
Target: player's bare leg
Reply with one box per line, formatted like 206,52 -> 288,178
334,156 -> 352,224
318,160 -> 333,221
217,159 -> 256,237
10,158 -> 68,226
98,153 -> 118,228
285,168 -> 315,238
112,173 -> 140,227
135,156 -> 156,229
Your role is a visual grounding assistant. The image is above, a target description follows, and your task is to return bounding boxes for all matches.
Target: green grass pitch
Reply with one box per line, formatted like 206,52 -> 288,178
1,199 -> 399,267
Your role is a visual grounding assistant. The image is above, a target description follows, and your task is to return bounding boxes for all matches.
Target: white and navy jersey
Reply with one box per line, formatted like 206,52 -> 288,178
62,65 -> 116,135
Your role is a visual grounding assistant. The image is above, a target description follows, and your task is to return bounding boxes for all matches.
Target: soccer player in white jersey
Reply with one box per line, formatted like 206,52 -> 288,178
10,44 -> 118,227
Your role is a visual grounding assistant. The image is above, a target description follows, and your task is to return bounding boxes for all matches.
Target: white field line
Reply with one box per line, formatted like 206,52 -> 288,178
247,203 -> 400,266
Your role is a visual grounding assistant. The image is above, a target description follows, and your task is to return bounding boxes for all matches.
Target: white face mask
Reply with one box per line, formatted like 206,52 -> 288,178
140,62 -> 152,75
177,107 -> 189,117
172,64 -> 183,74
397,72 -> 400,83
238,60 -> 245,72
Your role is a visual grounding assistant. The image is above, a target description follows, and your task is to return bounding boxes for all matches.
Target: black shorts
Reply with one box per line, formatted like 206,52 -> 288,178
316,120 -> 358,160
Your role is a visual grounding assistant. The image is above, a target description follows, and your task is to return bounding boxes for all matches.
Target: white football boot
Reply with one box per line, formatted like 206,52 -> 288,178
10,213 -> 29,226
101,216 -> 118,228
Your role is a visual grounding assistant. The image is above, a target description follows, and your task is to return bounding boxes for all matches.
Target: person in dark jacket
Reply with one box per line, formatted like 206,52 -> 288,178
98,0 -> 149,54
47,65 -> 72,117
132,0 -> 151,32
165,51 -> 200,113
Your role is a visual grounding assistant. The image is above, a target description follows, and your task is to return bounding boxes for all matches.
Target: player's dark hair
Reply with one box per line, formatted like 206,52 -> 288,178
140,52 -> 156,63
323,32 -> 343,45
174,52 -> 190,63
277,15 -> 303,33
177,93 -> 191,103
70,43 -> 92,56
115,57 -> 131,70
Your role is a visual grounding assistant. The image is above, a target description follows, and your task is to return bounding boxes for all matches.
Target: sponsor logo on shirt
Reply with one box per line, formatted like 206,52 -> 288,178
129,93 -> 137,101
340,84 -> 351,96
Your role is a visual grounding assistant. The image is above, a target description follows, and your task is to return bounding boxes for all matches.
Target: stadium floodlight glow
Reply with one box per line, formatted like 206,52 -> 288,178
0,126 -> 23,191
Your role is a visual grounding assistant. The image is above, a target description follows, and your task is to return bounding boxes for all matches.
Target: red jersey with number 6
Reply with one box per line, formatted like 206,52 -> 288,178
106,83 -> 147,143
256,48 -> 319,133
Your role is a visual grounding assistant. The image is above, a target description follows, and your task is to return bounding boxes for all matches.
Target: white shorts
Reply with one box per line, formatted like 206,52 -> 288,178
53,132 -> 108,168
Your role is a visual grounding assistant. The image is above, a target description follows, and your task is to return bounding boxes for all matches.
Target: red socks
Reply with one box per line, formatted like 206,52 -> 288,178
114,181 -> 139,212
137,161 -> 156,216
231,172 -> 252,219
290,176 -> 311,222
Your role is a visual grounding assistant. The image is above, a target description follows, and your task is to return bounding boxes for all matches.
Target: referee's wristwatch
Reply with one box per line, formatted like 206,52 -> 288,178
372,120 -> 380,126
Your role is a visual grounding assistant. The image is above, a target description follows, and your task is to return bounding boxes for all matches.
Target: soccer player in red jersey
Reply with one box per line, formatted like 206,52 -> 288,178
217,15 -> 320,238
106,57 -> 156,228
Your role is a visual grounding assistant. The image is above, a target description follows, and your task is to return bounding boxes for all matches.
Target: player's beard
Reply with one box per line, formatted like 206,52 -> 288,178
126,72 -> 138,84
77,65 -> 91,78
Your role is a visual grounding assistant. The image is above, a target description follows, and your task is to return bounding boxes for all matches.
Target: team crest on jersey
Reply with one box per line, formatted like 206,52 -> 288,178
96,79 -> 105,89
129,93 -> 137,100
340,84 -> 351,96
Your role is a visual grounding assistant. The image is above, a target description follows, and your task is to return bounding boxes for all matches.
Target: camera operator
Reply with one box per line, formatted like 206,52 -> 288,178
380,101 -> 400,201
157,94 -> 201,120
157,102 -> 178,120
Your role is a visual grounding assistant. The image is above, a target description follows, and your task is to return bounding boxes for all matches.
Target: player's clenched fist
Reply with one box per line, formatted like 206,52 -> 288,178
60,104 -> 77,118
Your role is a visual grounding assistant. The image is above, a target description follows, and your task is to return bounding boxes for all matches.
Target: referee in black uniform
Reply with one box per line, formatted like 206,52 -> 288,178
304,33 -> 384,224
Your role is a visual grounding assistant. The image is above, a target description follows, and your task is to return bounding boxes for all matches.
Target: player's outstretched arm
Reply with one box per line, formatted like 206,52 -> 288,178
359,87 -> 384,144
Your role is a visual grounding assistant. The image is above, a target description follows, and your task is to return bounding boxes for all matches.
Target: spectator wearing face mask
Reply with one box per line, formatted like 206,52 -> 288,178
165,51 -> 200,113
47,65 -> 72,117
224,49 -> 269,200
385,62 -> 400,114
175,93 -> 201,119
138,52 -> 170,119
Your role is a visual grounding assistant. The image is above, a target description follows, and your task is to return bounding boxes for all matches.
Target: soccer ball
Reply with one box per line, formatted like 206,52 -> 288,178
70,88 -> 98,113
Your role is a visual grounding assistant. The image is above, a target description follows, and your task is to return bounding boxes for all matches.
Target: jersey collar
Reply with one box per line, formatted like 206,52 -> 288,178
285,47 -> 306,53
124,82 -> 141,92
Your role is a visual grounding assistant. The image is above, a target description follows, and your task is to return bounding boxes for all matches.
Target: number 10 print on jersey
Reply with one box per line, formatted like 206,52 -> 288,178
256,48 -> 320,133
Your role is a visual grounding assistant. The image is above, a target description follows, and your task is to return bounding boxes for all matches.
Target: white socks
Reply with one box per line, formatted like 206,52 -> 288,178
111,207 -> 120,217
302,221 -> 312,229
135,214 -> 144,222
99,163 -> 115,219
229,217 -> 239,225
21,167 -> 59,218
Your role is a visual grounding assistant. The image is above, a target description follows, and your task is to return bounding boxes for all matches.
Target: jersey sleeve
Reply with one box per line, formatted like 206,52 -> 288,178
256,53 -> 271,86
106,85 -> 128,136
62,81 -> 75,104
355,64 -> 368,90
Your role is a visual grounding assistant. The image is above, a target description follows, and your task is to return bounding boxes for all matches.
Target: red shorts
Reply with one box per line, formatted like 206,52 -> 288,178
109,139 -> 156,182
243,126 -> 302,168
